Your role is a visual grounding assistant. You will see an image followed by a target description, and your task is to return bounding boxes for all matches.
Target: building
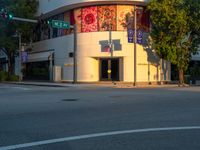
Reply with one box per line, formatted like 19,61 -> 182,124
0,48 -> 8,72
24,0 -> 171,83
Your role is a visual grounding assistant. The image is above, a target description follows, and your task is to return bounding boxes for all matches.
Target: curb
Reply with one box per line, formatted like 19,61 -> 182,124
2,81 -> 195,89
1,82 -> 71,88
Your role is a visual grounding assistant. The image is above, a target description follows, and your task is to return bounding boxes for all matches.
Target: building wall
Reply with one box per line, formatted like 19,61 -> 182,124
192,50 -> 200,61
31,1 -> 171,83
31,31 -> 170,82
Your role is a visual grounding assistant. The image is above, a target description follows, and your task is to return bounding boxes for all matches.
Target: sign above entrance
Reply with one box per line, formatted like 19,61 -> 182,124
51,20 -> 70,29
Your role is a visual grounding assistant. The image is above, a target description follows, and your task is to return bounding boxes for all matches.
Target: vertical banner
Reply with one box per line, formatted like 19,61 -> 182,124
98,5 -> 117,31
117,5 -> 134,31
82,6 -> 98,32
127,29 -> 143,44
21,51 -> 28,63
128,29 -> 134,43
137,29 -> 143,44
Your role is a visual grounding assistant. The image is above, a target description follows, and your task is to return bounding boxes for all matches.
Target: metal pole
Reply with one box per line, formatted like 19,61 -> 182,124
109,21 -> 113,58
108,20 -> 113,81
133,5 -> 137,86
73,25 -> 77,83
13,17 -> 38,23
49,52 -> 53,81
18,33 -> 22,81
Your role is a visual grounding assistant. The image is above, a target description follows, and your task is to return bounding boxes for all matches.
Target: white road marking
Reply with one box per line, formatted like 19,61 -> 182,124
11,87 -> 31,90
0,126 -> 200,150
0,86 -> 30,91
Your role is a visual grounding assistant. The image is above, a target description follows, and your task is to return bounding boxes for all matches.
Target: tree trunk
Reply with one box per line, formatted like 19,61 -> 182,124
7,52 -> 14,76
179,69 -> 184,85
8,56 -> 12,76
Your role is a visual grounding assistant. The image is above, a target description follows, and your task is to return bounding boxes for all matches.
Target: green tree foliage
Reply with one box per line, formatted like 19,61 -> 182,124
0,0 -> 38,75
147,0 -> 200,84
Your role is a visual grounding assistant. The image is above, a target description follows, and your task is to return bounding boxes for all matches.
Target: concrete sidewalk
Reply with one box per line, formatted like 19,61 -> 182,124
3,81 -> 182,89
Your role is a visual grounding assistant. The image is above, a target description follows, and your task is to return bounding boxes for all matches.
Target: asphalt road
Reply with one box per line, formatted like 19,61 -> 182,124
0,83 -> 200,150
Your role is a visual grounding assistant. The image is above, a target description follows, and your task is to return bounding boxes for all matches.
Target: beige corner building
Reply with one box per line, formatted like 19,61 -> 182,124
25,0 -> 171,83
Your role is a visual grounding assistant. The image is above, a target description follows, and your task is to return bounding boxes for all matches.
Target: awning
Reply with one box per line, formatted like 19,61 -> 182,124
28,51 -> 54,62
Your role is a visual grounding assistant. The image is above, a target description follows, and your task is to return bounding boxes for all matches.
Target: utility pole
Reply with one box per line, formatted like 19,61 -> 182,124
133,5 -> 137,86
18,32 -> 22,81
73,25 -> 77,84
108,20 -> 113,81
109,20 -> 113,58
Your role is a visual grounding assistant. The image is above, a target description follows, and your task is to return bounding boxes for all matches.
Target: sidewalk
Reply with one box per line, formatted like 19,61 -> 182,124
4,81 -> 182,89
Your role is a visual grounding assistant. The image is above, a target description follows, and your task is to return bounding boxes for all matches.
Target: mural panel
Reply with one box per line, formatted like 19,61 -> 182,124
63,11 -> 70,35
117,5 -> 134,31
98,5 -> 117,31
140,8 -> 150,32
74,8 -> 82,33
82,6 -> 98,32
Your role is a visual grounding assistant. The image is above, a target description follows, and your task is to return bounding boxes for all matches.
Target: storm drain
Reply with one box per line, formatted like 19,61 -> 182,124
61,98 -> 79,102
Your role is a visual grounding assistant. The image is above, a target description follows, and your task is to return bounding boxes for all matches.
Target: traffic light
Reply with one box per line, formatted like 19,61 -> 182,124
8,14 -> 13,19
0,8 -> 13,20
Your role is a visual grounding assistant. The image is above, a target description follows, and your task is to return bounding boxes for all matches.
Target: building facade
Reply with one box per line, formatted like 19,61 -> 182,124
25,0 -> 171,83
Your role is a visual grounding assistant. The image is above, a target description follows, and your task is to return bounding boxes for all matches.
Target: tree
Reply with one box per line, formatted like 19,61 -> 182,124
0,0 -> 38,75
147,0 -> 200,85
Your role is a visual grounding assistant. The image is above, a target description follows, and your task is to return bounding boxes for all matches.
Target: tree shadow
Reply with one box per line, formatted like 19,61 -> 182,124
142,33 -> 170,81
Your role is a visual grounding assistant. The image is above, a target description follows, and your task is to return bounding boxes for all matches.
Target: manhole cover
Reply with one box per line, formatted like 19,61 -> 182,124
62,98 -> 78,102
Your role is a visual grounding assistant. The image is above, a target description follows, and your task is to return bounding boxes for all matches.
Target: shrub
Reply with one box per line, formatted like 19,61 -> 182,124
0,71 -> 8,81
7,74 -> 19,81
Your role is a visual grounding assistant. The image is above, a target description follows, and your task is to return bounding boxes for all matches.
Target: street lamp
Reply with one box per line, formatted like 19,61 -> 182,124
133,5 -> 143,86
73,24 -> 77,84
133,5 -> 137,86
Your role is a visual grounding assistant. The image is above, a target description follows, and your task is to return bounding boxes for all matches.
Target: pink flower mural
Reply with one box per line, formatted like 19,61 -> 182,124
81,6 -> 98,32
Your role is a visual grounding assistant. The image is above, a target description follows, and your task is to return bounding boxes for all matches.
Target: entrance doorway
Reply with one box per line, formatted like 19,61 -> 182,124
100,58 -> 119,81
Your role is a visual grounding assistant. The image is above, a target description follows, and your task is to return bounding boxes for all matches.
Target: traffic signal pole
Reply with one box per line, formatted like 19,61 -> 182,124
133,5 -> 137,86
12,17 -> 37,23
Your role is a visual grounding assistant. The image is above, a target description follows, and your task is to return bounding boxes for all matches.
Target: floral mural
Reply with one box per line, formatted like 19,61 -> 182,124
81,6 -> 98,32
63,11 -> 70,35
98,5 -> 117,31
62,5 -> 149,34
117,5 -> 134,31
74,8 -> 82,33
140,8 -> 150,32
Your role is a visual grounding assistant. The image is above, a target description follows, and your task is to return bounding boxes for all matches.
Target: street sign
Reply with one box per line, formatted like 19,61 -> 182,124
52,20 -> 70,29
